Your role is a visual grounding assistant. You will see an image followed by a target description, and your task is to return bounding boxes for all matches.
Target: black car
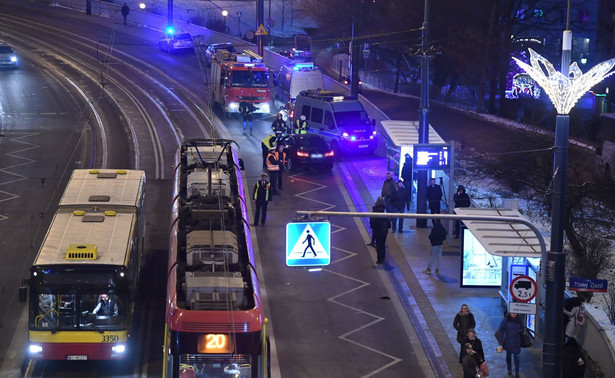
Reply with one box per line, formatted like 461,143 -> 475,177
281,134 -> 335,171
341,75 -> 363,93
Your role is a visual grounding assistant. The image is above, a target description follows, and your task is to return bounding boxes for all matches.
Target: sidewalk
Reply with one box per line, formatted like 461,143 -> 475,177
343,157 -> 543,377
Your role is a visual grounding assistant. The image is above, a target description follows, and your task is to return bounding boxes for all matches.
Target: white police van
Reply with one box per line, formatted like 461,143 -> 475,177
294,90 -> 377,154
274,62 -> 324,109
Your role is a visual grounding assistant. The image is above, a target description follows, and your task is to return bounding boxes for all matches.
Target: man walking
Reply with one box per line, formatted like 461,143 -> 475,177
426,178 -> 443,218
381,172 -> 396,212
423,219 -> 446,275
121,3 -> 130,26
453,185 -> 471,238
239,100 -> 255,135
252,173 -> 271,226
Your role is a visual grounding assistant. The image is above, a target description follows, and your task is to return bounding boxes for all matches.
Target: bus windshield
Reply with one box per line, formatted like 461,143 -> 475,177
231,70 -> 269,88
334,110 -> 371,129
32,290 -> 127,331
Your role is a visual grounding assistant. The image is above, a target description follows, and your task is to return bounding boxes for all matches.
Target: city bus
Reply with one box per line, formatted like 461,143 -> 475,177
163,139 -> 269,377
22,169 -> 146,360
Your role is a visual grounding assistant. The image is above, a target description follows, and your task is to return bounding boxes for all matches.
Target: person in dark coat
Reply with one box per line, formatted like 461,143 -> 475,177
252,173 -> 271,226
461,343 -> 479,378
389,180 -> 406,233
426,177 -> 443,218
460,328 -> 485,365
271,113 -> 287,138
423,219 -> 446,275
121,3 -> 130,25
400,153 -> 413,210
239,100 -> 256,135
496,312 -> 523,377
381,172 -> 396,211
453,185 -> 471,238
453,304 -> 477,363
370,197 -> 390,265
562,338 -> 586,378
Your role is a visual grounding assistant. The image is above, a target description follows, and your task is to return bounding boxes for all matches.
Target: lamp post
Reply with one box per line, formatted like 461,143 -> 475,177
222,10 -> 228,34
514,36 -> 615,378
237,11 -> 242,38
416,0 -> 431,228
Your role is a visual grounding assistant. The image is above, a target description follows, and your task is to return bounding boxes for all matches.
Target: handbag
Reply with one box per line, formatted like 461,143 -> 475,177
479,362 -> 490,377
521,331 -> 532,348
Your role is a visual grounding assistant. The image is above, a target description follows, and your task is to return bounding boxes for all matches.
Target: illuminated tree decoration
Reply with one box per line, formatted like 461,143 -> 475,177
513,49 -> 615,115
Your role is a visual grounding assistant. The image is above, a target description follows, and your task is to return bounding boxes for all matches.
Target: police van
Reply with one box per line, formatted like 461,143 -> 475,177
274,62 -> 324,109
294,90 -> 377,154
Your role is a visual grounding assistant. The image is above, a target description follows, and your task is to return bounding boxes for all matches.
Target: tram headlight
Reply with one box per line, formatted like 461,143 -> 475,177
29,344 -> 43,354
112,344 -> 126,354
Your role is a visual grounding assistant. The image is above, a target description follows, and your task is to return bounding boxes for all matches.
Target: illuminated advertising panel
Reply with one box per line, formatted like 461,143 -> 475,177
461,228 -> 502,287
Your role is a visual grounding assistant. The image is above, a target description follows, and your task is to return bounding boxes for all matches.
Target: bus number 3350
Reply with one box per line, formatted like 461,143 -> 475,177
102,334 -> 120,343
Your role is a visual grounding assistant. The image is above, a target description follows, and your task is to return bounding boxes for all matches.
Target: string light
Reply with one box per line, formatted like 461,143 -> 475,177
513,48 -> 615,115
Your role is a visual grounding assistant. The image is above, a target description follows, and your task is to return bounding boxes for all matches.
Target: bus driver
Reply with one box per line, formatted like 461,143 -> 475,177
92,293 -> 118,316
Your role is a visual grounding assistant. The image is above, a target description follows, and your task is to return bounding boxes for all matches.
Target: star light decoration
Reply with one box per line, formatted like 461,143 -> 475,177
513,48 -> 615,115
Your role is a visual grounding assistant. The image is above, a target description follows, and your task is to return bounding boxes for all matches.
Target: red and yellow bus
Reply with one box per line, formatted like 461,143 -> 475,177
163,139 -> 269,377
22,169 -> 146,360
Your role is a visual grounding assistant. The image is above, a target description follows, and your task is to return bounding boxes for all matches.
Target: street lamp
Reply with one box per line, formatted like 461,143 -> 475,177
514,46 -> 615,378
222,10 -> 228,34
237,11 -> 242,38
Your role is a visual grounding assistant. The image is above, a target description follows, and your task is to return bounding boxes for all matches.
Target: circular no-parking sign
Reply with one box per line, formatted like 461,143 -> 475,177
509,275 -> 537,303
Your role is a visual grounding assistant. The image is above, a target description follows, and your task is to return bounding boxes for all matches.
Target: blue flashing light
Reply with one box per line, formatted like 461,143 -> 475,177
350,135 -> 357,141
292,62 -> 315,71
165,26 -> 175,35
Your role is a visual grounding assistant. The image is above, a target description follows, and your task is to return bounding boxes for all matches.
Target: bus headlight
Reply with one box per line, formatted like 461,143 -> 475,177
29,344 -> 43,354
112,344 -> 126,354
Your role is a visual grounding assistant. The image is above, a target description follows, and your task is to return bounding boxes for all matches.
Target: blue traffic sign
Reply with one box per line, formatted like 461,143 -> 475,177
286,222 -> 331,267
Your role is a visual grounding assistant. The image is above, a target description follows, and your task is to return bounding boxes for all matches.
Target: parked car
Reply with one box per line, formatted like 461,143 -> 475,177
204,42 -> 236,65
159,32 -> 194,53
280,134 -> 335,172
0,41 -> 18,68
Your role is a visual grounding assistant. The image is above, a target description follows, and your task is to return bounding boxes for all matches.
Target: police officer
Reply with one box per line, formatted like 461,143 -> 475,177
271,113 -> 287,138
261,133 -> 279,169
275,144 -> 288,190
252,173 -> 271,226
266,148 -> 281,195
294,115 -> 309,134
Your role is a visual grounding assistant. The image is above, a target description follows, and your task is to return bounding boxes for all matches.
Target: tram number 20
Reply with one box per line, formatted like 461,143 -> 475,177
102,334 -> 120,343
198,334 -> 232,353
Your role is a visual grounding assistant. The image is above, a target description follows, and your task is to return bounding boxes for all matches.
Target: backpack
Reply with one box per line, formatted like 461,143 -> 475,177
576,307 -> 586,326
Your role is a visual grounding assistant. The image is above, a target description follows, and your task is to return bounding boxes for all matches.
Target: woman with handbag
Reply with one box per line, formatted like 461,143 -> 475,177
496,312 -> 523,377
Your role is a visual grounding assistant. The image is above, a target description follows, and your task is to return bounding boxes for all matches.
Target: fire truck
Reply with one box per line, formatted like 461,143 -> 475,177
210,49 -> 271,115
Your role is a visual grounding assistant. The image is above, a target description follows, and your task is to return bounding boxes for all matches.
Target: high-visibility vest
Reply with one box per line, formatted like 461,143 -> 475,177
294,120 -> 309,134
262,135 -> 277,150
254,181 -> 270,201
266,152 -> 280,171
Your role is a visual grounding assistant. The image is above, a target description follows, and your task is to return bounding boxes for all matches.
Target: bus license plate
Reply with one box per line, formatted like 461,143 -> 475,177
66,355 -> 88,360
359,144 -> 368,148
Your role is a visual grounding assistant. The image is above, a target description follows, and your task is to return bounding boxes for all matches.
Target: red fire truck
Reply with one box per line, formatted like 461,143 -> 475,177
210,49 -> 271,115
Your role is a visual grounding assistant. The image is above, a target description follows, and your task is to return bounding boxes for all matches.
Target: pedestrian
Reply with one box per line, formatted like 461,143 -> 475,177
271,112 -> 287,138
121,3 -> 130,26
453,185 -> 471,238
239,100 -> 255,135
366,203 -> 378,248
381,171 -> 396,211
294,115 -> 309,134
461,343 -> 479,378
423,219 -> 446,275
275,143 -> 288,190
389,180 -> 406,232
426,177 -> 443,219
252,173 -> 271,226
562,338 -> 586,378
453,304 -> 476,363
261,133 -> 278,169
400,153 -> 413,209
370,197 -> 390,265
460,328 -> 485,366
266,147 -> 281,195
563,300 -> 585,343
496,312 -> 523,377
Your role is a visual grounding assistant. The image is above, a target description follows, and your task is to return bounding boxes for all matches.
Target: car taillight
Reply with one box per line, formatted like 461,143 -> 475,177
297,151 -> 309,157
325,151 -> 334,157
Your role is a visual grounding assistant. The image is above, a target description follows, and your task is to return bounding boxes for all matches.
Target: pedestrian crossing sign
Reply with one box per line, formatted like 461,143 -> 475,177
286,222 -> 331,267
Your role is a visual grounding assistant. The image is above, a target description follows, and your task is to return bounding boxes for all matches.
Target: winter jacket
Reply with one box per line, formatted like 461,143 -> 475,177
497,314 -> 523,354
461,336 -> 485,364
429,222 -> 447,246
390,186 -> 406,210
381,178 -> 396,199
454,187 -> 471,208
370,205 -> 390,232
453,313 -> 476,344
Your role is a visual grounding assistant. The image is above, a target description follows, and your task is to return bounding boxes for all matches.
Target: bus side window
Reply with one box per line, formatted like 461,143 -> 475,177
325,111 -> 335,129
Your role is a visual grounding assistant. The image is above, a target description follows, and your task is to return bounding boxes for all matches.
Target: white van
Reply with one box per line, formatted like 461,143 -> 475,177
294,90 -> 378,154
274,62 -> 324,108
